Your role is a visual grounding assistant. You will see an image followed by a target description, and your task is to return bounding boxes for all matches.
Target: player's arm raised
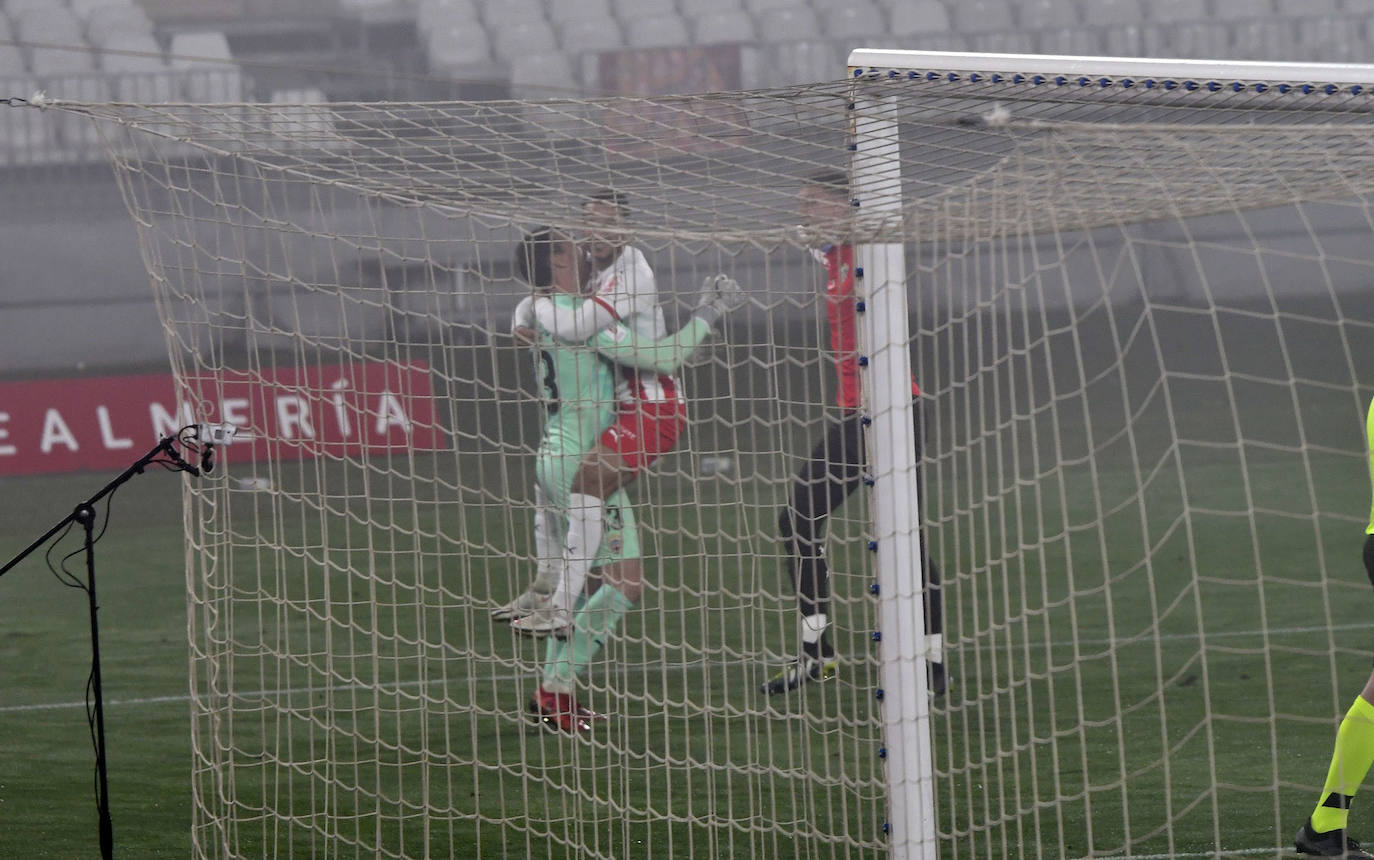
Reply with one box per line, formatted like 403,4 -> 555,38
590,275 -> 745,373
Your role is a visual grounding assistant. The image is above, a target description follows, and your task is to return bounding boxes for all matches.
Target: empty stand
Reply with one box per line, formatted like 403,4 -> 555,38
692,9 -> 754,44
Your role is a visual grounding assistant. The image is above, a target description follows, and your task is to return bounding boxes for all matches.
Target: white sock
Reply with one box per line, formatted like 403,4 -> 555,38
800,612 -> 828,645
530,486 -> 560,595
550,492 -> 604,613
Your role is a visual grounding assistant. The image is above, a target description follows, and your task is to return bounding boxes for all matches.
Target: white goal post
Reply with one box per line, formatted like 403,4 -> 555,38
20,44 -> 1374,859
846,48 -> 1374,860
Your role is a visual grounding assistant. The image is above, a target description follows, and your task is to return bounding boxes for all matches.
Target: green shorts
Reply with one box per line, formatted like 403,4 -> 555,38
536,442 -> 641,565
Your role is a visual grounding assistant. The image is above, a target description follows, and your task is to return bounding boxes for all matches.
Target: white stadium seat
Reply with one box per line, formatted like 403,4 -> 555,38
560,15 -> 625,52
1166,21 -> 1232,56
680,0 -> 738,16
1211,0 -> 1274,20
693,9 -> 755,44
819,1 -> 886,39
1018,0 -> 1081,30
625,13 -> 691,47
511,52 -> 577,94
1101,23 -> 1141,55
547,0 -> 611,26
1229,18 -> 1296,59
950,0 -> 1015,32
1276,0 -> 1337,12
1083,0 -> 1141,26
1038,26 -> 1099,55
1144,0 -> 1207,22
890,0 -> 951,35
755,5 -> 820,42
492,18 -> 558,59
416,0 -> 482,35
169,31 -> 243,102
612,0 -> 675,18
0,44 -> 25,74
970,30 -> 1037,53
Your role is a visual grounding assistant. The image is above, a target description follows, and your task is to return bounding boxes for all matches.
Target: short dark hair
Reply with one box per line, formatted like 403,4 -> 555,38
586,187 -> 629,219
803,169 -> 848,195
515,226 -> 554,288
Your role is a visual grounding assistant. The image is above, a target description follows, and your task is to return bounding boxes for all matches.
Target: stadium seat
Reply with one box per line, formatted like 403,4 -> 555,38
1036,27 -> 1099,55
4,0 -> 62,16
169,31 -> 243,102
99,31 -> 162,71
680,0 -> 738,15
29,44 -> 95,77
745,39 -> 839,87
511,52 -> 577,94
1210,0 -> 1274,20
1276,0 -> 1337,12
625,13 -> 691,47
1018,0 -> 1081,30
889,0 -> 951,35
755,5 -> 820,42
559,15 -> 625,51
1166,21 -> 1232,56
970,30 -> 1037,53
547,0 -> 611,27
950,0 -> 1015,33
109,46 -> 178,103
819,1 -> 886,39
427,27 -> 493,69
15,6 -> 82,41
0,45 -> 25,74
745,0 -> 809,11
1144,0 -> 1207,22
69,0 -> 133,20
612,0 -> 675,18
478,0 -> 546,25
416,0 -> 482,35
1296,16 -> 1358,61
492,18 -> 559,59
693,10 -> 755,44
1101,23 -> 1142,55
1229,18 -> 1296,59
1082,0 -> 1141,26
85,4 -> 156,44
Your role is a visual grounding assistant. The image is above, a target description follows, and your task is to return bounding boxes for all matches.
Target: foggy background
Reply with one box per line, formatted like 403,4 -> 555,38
2,0 -> 1372,375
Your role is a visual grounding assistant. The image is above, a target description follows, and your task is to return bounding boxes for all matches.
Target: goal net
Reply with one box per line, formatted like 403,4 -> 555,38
45,50 -> 1374,857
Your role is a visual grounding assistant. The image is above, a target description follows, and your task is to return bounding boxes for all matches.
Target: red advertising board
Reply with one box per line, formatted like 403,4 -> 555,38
0,361 -> 445,476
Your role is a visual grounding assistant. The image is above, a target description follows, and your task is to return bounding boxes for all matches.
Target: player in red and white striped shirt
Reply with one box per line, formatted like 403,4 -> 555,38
512,190 -> 692,635
762,170 -> 947,697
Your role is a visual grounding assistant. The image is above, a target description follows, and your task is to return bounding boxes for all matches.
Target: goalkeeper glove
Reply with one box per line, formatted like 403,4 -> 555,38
692,274 -> 746,327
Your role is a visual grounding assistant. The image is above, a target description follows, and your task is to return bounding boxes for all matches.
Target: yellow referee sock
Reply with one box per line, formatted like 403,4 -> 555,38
1312,696 -> 1374,833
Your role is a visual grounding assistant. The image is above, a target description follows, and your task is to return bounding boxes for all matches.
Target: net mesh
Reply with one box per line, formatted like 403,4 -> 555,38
44,62 -> 1374,857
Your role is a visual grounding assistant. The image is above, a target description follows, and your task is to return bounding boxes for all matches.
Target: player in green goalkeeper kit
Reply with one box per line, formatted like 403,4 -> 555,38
1294,397 -> 1374,858
509,226 -> 743,733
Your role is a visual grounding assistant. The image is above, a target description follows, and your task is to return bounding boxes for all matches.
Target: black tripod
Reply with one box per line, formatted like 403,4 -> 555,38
0,430 -> 211,860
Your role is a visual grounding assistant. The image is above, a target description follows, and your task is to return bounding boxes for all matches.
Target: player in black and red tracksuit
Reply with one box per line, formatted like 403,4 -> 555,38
762,170 -> 946,697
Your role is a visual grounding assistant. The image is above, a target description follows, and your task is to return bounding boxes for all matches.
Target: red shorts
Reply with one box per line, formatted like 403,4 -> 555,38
599,397 -> 687,472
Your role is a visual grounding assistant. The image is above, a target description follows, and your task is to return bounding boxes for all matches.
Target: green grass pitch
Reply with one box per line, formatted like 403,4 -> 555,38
2,334 -> 1372,857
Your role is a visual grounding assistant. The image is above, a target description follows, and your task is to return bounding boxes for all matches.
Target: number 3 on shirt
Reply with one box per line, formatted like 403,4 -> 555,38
538,349 -> 560,414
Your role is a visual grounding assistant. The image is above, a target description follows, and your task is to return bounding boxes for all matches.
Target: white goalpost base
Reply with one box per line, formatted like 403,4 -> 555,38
27,46 -> 1374,858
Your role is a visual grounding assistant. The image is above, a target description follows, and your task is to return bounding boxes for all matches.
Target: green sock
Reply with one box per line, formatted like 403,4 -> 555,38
1312,695 -> 1374,832
539,593 -> 587,694
555,579 -> 634,686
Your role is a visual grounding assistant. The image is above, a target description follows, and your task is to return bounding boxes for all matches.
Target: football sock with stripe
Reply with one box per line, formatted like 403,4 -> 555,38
1312,695 -> 1374,833
551,492 -> 604,613
542,587 -> 632,692
540,593 -> 589,694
